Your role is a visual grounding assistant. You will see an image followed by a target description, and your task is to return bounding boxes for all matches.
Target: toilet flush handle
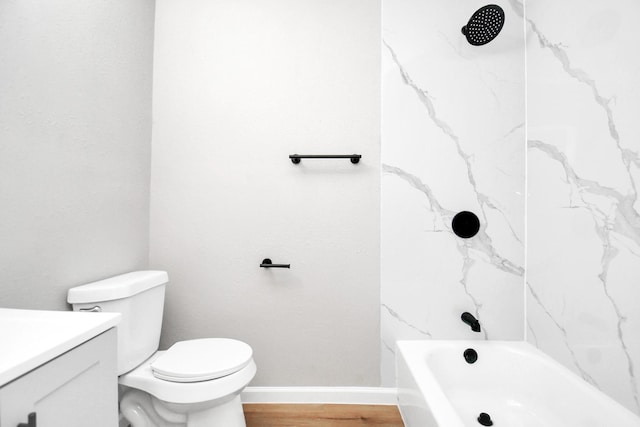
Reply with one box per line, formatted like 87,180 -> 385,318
260,258 -> 290,268
79,306 -> 102,312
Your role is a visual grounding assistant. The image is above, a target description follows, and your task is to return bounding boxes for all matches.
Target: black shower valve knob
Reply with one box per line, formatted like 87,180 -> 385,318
452,211 -> 480,238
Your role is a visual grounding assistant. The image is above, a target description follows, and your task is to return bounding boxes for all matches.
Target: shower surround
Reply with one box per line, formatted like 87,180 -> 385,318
526,0 -> 640,414
381,0 -> 525,384
382,0 -> 640,415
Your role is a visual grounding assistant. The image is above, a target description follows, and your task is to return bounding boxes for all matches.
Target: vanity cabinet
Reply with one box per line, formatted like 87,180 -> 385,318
0,328 -> 117,427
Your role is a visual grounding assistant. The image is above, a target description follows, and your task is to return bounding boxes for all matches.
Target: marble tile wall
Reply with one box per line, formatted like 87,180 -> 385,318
526,0 -> 640,414
382,0 -> 640,414
381,0 -> 525,385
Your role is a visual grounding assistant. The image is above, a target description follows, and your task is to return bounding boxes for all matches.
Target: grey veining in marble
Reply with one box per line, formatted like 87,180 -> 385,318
381,0 -> 525,385
383,0 -> 640,414
526,0 -> 640,413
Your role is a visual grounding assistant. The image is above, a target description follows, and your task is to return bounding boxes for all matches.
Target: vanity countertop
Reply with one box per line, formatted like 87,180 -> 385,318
0,308 -> 120,387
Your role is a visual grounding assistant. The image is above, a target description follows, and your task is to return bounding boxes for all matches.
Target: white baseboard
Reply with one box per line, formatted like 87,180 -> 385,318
241,387 -> 398,405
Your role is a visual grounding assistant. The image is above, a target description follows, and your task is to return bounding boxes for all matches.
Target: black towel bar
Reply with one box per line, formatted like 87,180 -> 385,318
289,154 -> 361,164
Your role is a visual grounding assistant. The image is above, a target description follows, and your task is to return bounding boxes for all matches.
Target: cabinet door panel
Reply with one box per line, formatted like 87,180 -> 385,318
0,329 -> 117,427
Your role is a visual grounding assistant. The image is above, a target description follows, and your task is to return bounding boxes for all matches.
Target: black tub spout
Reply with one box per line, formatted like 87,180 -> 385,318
461,312 -> 481,332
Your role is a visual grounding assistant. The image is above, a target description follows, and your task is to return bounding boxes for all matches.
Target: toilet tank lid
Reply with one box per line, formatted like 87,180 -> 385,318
67,271 -> 168,304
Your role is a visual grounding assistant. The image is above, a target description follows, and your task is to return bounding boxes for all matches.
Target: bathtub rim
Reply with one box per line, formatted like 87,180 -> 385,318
396,339 -> 640,427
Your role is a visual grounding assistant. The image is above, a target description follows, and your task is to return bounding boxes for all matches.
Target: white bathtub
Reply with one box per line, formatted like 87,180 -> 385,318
396,340 -> 640,427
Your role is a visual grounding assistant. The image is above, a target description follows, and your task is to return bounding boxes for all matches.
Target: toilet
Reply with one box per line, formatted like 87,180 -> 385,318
67,271 -> 256,427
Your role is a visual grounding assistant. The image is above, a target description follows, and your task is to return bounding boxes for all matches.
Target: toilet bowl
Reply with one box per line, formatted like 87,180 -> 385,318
119,339 -> 256,426
67,271 -> 256,427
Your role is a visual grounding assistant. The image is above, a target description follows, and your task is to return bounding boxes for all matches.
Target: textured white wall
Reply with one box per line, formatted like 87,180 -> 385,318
150,0 -> 381,386
0,0 -> 155,310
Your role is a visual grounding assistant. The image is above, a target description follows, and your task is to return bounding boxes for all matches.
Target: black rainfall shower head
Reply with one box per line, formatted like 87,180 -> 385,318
461,4 -> 505,46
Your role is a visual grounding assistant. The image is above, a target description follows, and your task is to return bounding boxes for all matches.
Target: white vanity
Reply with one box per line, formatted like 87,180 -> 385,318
0,308 -> 120,427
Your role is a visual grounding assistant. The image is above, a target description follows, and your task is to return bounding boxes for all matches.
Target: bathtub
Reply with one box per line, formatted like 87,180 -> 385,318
396,340 -> 640,427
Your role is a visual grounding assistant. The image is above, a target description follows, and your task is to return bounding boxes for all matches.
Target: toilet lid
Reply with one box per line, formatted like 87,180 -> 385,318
151,338 -> 253,383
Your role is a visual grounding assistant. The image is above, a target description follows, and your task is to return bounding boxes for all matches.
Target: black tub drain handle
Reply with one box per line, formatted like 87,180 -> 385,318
464,348 -> 478,364
478,412 -> 493,426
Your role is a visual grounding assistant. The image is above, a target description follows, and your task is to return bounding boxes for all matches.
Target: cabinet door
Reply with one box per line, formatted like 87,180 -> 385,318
0,328 -> 117,427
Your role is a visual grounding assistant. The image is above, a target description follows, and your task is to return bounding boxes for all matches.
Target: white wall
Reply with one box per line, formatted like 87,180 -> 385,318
150,0 -> 381,385
381,0 -> 525,385
526,0 -> 640,414
0,0 -> 155,310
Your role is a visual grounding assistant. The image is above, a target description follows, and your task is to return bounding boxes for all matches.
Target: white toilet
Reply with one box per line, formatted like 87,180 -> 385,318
67,271 -> 256,427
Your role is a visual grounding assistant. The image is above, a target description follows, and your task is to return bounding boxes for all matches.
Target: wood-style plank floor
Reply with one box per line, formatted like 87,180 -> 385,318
243,404 -> 405,427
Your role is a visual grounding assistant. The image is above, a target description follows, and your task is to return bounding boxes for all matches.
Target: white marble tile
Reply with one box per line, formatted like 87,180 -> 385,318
381,0 -> 640,412
382,0 -> 640,414
381,0 -> 525,385
526,0 -> 640,414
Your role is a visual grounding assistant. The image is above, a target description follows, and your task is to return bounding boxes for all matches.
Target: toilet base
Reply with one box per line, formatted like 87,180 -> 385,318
121,389 -> 246,427
186,395 -> 245,427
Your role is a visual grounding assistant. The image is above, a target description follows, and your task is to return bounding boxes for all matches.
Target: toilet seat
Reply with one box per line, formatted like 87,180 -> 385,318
151,338 -> 253,383
119,349 -> 257,404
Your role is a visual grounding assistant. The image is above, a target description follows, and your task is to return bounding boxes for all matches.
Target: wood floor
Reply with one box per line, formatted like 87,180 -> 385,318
243,404 -> 405,427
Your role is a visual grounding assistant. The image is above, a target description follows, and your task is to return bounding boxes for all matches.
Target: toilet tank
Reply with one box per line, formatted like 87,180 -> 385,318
67,271 -> 168,375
